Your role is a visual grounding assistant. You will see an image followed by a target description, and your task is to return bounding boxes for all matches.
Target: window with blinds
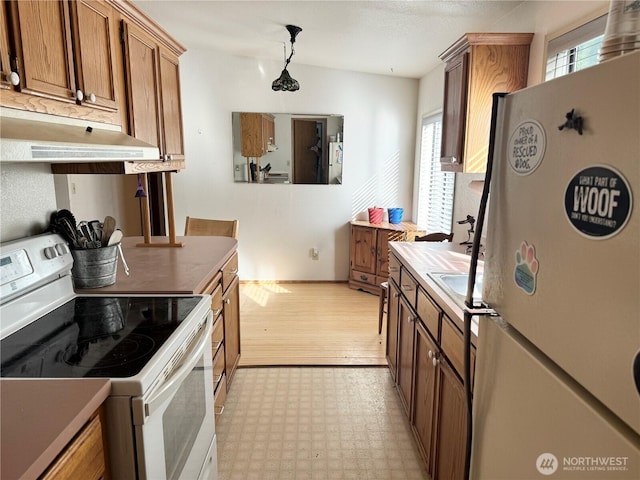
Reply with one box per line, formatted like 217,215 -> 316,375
545,14 -> 607,80
416,114 -> 455,234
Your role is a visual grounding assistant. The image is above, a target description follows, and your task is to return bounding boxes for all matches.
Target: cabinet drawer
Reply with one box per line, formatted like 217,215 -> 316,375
210,283 -> 223,318
41,409 -> 106,480
417,288 -> 440,340
214,374 -> 227,417
351,269 -> 377,286
213,344 -> 225,384
222,252 -> 239,292
399,268 -> 418,308
441,315 -> 475,380
211,317 -> 224,355
388,254 -> 401,285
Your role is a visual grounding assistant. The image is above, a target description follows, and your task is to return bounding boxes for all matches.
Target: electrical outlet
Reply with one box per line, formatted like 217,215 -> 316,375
311,248 -> 319,260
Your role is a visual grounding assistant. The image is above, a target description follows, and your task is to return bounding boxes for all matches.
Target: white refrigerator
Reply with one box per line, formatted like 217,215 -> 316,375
470,51 -> 640,479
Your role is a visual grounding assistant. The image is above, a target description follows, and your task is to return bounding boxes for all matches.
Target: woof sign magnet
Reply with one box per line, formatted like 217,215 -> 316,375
564,165 -> 632,239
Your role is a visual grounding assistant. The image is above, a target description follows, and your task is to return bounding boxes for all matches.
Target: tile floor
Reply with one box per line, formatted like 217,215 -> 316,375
215,367 -> 428,480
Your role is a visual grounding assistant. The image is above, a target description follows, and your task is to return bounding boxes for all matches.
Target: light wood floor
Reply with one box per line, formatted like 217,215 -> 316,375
238,282 -> 387,366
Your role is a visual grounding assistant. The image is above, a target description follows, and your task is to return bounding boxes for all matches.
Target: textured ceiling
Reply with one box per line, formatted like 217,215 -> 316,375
133,0 -> 528,78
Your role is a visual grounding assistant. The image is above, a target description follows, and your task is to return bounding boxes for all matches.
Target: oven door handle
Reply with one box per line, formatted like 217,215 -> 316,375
141,317 -> 212,422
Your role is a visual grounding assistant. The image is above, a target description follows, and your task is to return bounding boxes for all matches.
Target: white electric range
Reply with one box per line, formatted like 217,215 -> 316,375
0,233 -> 217,480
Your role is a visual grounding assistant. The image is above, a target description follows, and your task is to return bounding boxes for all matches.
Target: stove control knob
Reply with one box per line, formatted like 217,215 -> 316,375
44,246 -> 59,259
55,243 -> 70,256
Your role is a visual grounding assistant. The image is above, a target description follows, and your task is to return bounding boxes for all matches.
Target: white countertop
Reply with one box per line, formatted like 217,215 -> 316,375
389,241 -> 483,339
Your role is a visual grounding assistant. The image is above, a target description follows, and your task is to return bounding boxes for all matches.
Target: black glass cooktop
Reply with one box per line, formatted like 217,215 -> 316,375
0,296 -> 201,378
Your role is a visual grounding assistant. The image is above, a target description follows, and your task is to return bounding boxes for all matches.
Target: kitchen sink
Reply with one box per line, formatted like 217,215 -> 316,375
428,272 -> 483,303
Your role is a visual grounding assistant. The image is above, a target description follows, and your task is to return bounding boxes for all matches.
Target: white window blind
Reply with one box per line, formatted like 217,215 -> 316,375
546,14 -> 607,80
416,114 -> 455,234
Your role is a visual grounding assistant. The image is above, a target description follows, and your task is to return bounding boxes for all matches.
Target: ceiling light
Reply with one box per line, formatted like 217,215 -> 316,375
272,25 -> 302,92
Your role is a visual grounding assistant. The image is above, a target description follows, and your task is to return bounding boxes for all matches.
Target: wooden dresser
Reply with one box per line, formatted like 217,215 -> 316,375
348,220 -> 425,295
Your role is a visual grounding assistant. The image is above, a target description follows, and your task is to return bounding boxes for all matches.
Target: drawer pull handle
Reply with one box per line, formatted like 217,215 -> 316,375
389,266 -> 399,272
401,284 -> 413,291
230,268 -> 238,274
213,374 -> 223,383
215,405 -> 225,415
360,274 -> 368,281
212,308 -> 222,316
212,341 -> 222,350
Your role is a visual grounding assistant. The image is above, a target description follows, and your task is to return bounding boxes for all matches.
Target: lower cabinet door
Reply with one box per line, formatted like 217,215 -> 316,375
396,296 -> 416,415
412,320 -> 439,476
434,358 -> 467,480
223,276 -> 240,389
386,280 -> 401,381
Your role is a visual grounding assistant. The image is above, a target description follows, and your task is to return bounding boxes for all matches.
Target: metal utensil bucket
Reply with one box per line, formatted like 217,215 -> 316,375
70,244 -> 118,288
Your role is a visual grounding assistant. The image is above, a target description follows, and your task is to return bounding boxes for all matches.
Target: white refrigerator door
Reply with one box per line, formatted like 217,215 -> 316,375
483,51 -> 640,435
472,317 -> 640,479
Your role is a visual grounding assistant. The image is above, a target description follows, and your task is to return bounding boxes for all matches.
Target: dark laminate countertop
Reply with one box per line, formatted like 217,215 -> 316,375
75,235 -> 237,294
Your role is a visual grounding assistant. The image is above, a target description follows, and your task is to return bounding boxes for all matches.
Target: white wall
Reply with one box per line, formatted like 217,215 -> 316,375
415,0 -> 609,244
174,50 -> 418,280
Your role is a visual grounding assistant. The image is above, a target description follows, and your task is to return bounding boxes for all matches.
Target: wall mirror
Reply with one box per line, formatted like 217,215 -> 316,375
232,112 -> 344,184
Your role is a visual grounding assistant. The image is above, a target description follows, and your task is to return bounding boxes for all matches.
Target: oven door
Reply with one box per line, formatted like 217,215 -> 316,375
132,313 -> 216,480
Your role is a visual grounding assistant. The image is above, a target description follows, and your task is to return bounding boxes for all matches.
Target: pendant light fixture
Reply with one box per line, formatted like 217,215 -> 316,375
272,25 -> 302,92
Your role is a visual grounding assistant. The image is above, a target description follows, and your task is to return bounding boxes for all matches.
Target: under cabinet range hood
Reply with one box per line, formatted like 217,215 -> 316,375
0,109 -> 159,163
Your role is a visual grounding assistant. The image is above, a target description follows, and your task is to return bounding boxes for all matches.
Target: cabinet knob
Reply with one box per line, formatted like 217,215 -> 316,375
428,350 -> 434,359
87,92 -> 96,103
432,357 -> 440,367
5,71 -> 19,86
166,154 -> 173,161
74,89 -> 84,101
441,156 -> 458,165
224,298 -> 231,304
407,316 -> 414,323
393,292 -> 400,298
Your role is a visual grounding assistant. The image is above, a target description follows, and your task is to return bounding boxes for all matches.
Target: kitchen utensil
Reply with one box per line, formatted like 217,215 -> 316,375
107,229 -> 123,246
102,216 -> 116,244
117,244 -> 130,276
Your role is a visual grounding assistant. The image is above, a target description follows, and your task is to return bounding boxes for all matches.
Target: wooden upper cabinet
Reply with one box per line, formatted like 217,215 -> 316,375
439,33 -> 533,173
122,20 -> 185,165
240,112 -> 275,158
2,0 -> 121,123
8,0 -> 77,102
69,0 -> 119,110
122,20 -> 162,152
159,48 -> 184,161
0,1 -> 15,90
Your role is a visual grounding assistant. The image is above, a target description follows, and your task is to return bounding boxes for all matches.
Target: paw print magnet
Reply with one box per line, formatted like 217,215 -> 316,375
514,241 -> 539,295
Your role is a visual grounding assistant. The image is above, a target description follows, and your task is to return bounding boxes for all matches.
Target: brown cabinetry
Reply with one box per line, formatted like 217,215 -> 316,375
240,112 -> 275,158
348,221 -> 424,295
122,18 -> 184,169
197,249 -> 240,422
439,33 -> 533,172
388,251 -> 476,478
385,279 -> 400,382
41,407 -> 108,480
3,0 -> 121,123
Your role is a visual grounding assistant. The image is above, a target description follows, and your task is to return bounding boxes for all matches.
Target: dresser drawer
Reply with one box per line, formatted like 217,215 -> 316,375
417,288 -> 440,340
222,252 -> 239,292
441,315 -> 475,380
350,269 -> 377,286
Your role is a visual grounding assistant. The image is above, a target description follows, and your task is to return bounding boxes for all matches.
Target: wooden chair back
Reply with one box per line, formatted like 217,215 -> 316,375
184,216 -> 238,239
415,232 -> 454,242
